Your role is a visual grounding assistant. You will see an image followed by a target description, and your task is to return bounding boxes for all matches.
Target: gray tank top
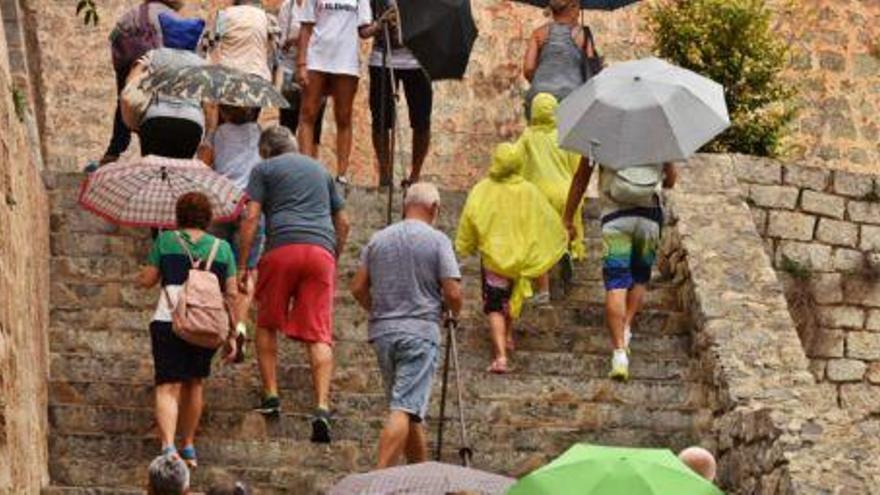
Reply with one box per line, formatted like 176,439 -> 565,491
143,48 -> 206,128
526,23 -> 585,112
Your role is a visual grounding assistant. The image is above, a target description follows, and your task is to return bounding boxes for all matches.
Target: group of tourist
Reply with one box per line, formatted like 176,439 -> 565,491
107,0 -> 704,488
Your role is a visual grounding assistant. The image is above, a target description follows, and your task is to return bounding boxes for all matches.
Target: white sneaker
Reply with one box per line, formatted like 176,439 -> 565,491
533,291 -> 551,306
609,349 -> 629,382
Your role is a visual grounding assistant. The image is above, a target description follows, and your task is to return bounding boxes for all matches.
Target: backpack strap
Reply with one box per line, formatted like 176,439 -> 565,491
204,238 -> 221,272
173,231 -> 201,268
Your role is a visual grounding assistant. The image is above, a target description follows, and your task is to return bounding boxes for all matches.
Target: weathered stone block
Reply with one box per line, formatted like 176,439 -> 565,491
809,273 -> 842,304
867,363 -> 880,384
861,225 -> 880,252
847,332 -> 880,360
848,200 -> 880,225
834,172 -> 875,198
815,219 -> 858,247
731,155 -> 782,185
800,191 -> 845,219
808,328 -> 845,358
776,241 -> 831,271
819,51 -> 846,72
854,54 -> 880,78
767,211 -> 817,241
842,278 -> 880,308
750,208 -> 768,236
840,383 -> 880,418
749,185 -> 799,209
819,306 -> 865,329
866,310 -> 880,331
826,359 -> 866,382
783,165 -> 829,191
832,248 -> 864,272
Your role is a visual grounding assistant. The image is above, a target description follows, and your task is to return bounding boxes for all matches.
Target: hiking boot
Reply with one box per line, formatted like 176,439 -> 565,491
609,349 -> 629,382
311,408 -> 332,444
254,396 -> 281,416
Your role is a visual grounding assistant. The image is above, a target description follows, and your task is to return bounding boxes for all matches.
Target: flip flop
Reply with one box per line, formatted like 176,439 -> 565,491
487,358 -> 509,374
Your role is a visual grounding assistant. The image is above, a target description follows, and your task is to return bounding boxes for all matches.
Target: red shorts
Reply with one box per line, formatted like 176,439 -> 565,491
255,243 -> 336,344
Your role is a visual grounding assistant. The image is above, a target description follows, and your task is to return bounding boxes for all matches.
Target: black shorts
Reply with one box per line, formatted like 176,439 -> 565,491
150,321 -> 216,385
481,268 -> 513,316
369,66 -> 433,132
140,117 -> 203,159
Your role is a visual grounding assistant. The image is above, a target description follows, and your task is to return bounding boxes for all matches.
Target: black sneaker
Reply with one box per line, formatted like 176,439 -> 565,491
254,396 -> 281,416
310,408 -> 332,444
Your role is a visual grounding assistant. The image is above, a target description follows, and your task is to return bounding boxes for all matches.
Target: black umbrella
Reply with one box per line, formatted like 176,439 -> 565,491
511,0 -> 640,9
397,0 -> 478,81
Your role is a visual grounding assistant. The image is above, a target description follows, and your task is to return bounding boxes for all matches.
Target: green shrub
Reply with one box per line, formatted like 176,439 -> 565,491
647,0 -> 797,157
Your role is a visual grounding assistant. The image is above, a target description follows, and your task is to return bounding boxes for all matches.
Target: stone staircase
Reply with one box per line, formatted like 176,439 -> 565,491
44,173 -> 713,494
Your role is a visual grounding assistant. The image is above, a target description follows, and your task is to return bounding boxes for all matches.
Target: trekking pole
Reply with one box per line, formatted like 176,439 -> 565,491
382,15 -> 401,226
449,318 -> 473,467
435,318 -> 453,462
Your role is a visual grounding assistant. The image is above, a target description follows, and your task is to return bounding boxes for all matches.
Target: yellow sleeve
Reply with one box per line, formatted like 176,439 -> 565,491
454,199 -> 478,259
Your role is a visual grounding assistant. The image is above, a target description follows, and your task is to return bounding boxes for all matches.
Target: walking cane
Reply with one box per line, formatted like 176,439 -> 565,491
435,316 -> 474,467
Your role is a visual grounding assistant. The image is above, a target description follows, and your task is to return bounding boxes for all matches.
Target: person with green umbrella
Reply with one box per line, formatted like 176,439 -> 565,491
508,444 -> 723,495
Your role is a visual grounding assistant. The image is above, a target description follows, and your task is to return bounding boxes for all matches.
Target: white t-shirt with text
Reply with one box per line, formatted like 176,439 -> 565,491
301,0 -> 372,77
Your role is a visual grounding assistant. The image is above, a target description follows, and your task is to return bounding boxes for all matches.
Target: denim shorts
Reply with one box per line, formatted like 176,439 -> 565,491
210,216 -> 265,270
372,333 -> 439,422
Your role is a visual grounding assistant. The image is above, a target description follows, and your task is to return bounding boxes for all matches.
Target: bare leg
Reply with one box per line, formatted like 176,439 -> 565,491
488,312 -> 508,364
256,327 -> 279,397
377,410 -> 411,468
605,289 -> 628,350
307,342 -> 333,410
404,421 -> 428,464
372,128 -> 392,186
624,284 -> 647,329
330,75 -> 359,178
235,269 -> 257,328
178,379 -> 204,448
155,383 -> 182,450
409,128 -> 430,182
536,274 -> 550,294
298,71 -> 327,159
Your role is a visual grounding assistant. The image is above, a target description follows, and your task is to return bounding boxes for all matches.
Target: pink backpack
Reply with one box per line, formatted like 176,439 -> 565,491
163,233 -> 230,349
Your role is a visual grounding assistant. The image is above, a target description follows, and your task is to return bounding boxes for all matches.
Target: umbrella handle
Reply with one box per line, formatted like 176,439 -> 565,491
435,322 -> 453,461
449,320 -> 473,467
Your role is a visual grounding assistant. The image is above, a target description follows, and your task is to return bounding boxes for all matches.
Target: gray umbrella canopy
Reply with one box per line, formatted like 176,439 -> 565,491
557,57 -> 730,169
328,462 -> 515,495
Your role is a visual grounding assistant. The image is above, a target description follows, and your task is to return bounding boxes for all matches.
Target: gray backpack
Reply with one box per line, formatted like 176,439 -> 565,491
607,164 -> 664,206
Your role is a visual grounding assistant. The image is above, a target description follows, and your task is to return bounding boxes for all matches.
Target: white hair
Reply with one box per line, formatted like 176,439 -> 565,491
404,182 -> 441,209
259,126 -> 298,158
148,454 -> 190,495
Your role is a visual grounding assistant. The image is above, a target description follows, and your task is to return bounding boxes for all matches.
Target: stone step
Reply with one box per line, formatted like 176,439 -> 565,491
43,486 -> 143,495
51,370 -> 707,417
50,320 -> 692,362
50,346 -> 695,391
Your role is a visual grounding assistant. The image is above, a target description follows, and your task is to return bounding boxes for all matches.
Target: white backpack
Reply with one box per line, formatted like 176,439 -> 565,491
606,164 -> 664,206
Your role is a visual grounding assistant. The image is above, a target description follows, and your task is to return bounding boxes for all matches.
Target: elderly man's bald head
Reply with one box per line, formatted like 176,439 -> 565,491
679,447 -> 717,481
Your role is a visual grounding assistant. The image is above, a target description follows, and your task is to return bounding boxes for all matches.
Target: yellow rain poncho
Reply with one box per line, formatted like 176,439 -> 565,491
515,92 -> 586,260
455,143 -> 568,318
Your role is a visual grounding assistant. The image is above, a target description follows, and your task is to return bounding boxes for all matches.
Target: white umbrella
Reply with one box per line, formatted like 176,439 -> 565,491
557,57 -> 730,169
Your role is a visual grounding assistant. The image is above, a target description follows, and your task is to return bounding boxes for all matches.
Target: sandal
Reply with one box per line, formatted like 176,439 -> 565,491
180,445 -> 198,469
487,358 -> 509,374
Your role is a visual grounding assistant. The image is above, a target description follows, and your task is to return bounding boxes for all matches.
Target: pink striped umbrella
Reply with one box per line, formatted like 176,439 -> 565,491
78,155 -> 247,228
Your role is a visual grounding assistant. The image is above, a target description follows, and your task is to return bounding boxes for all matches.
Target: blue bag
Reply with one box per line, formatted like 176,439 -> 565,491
158,13 -> 205,51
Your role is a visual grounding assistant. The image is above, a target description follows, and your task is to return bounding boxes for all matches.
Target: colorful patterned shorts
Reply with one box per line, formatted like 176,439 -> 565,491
601,207 -> 663,291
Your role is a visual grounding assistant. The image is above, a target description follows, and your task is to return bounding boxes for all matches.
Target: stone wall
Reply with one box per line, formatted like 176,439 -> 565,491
731,154 -> 880,420
24,0 -> 879,185
662,155 -> 880,493
0,2 -> 51,492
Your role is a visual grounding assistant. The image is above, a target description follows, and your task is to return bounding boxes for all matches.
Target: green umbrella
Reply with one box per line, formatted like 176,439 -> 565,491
508,444 -> 725,495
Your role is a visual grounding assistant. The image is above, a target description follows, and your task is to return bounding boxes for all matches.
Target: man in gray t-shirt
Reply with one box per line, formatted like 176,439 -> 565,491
350,182 -> 462,468
238,126 -> 350,444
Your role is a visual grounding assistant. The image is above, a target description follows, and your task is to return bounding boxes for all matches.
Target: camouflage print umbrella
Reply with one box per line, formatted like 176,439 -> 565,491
140,64 -> 289,108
